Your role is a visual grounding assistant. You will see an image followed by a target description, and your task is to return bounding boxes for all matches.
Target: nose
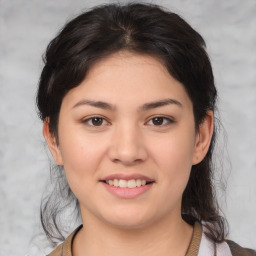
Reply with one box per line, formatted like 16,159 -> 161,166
107,123 -> 148,165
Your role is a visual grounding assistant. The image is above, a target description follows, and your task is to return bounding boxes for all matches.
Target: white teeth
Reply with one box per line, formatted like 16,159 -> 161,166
119,179 -> 127,188
136,179 -> 141,187
113,179 -> 119,187
127,179 -> 136,188
106,179 -> 148,188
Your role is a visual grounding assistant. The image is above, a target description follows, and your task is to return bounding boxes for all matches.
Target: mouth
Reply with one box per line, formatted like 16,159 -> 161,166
101,179 -> 155,188
100,174 -> 155,198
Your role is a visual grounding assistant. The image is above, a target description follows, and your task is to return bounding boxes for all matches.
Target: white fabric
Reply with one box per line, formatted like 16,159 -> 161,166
198,226 -> 232,256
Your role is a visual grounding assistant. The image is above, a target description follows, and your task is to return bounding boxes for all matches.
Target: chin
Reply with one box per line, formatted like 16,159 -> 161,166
107,218 -> 152,230
99,207 -> 157,230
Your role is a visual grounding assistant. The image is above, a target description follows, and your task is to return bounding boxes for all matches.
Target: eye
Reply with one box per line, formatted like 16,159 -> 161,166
146,116 -> 174,126
82,116 -> 108,127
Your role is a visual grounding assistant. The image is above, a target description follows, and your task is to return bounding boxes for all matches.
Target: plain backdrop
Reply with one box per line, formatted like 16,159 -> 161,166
0,0 -> 255,255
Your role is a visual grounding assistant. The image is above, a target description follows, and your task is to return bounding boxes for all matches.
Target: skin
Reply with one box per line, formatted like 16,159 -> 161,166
44,51 -> 213,256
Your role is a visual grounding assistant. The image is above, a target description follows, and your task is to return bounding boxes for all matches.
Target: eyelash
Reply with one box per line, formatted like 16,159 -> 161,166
82,116 -> 174,128
82,116 -> 109,127
146,116 -> 174,126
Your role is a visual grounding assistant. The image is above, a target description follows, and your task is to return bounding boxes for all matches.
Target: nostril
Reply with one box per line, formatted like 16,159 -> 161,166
107,134 -> 148,165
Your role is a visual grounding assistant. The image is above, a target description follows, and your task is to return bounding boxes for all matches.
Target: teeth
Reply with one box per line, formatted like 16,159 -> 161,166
119,179 -> 127,188
127,179 -> 136,188
106,179 -> 148,188
114,179 -> 119,187
136,179 -> 141,187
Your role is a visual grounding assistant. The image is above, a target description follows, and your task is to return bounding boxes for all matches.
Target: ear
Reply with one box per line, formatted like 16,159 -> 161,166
43,119 -> 63,166
192,111 -> 214,165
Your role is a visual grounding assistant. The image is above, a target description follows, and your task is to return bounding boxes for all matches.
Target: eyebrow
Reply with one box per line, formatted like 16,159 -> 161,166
72,98 -> 182,111
72,100 -> 116,111
139,98 -> 182,112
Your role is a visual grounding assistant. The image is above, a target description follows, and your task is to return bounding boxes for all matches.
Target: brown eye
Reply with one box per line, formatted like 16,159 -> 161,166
91,117 -> 104,126
83,116 -> 108,127
152,117 -> 164,125
147,116 -> 174,127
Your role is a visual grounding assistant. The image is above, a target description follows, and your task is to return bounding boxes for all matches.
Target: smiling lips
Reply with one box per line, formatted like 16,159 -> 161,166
106,179 -> 148,188
101,174 -> 155,199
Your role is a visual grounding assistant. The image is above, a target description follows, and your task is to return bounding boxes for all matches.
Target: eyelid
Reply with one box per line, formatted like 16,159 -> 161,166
145,115 -> 175,126
82,115 -> 110,127
81,115 -> 175,128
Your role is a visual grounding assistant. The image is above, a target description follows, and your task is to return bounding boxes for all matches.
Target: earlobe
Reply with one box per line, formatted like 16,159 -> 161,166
43,120 -> 63,166
192,111 -> 214,165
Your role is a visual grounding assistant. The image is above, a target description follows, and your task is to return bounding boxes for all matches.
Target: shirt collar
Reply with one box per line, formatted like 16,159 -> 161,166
54,222 -> 202,256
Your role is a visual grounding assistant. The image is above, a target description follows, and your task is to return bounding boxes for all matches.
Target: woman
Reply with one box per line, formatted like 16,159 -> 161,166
37,3 -> 255,256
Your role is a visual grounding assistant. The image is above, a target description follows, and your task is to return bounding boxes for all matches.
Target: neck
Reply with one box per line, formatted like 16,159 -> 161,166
73,211 -> 193,256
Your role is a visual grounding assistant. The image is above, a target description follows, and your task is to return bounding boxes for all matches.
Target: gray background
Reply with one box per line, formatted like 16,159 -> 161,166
0,0 -> 255,255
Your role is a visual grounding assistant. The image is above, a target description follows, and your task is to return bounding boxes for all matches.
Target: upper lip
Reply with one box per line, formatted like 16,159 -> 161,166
100,173 -> 154,182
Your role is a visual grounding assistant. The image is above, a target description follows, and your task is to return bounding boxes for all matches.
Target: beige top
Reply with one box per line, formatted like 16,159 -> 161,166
48,222 -> 202,256
47,222 -> 256,256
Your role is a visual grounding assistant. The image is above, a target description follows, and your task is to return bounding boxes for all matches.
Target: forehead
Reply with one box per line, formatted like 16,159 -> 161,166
62,51 -> 192,109
88,51 -> 167,76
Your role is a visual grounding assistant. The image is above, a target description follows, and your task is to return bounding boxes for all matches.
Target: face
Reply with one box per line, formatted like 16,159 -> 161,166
44,52 -> 213,229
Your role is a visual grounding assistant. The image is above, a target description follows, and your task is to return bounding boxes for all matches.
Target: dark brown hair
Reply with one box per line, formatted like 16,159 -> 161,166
37,2 -> 227,245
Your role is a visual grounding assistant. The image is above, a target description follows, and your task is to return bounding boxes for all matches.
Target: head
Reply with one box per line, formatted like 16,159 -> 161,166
37,3 -> 226,244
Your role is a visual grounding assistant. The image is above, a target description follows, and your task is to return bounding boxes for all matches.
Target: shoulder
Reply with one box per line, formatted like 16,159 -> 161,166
226,240 -> 256,256
47,243 -> 63,256
199,223 -> 255,256
46,225 -> 83,256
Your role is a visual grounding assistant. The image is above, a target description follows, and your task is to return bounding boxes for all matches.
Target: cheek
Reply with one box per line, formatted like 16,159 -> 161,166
157,143 -> 193,191
151,132 -> 195,171
57,134 -> 107,205
57,128 -> 106,182
149,129 -> 195,191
